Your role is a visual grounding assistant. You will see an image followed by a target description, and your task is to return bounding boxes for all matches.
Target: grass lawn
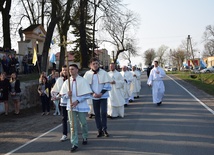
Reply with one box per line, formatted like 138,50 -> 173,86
168,71 -> 214,96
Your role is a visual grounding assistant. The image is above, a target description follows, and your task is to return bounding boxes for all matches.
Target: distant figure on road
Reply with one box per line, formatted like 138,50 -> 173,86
147,61 -> 166,106
147,63 -> 154,78
60,64 -> 92,153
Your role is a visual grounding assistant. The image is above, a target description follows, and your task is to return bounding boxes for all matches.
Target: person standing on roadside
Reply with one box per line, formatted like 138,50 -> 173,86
60,64 -> 92,153
84,58 -> 111,137
51,65 -> 69,141
9,72 -> 21,115
147,61 -> 166,106
38,76 -> 50,115
0,72 -> 10,115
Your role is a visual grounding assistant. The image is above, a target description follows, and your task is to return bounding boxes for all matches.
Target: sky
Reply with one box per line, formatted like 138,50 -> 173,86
111,0 -> 214,66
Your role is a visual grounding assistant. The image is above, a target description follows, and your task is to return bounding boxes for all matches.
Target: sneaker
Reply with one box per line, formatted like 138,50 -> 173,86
60,135 -> 67,141
53,113 -> 57,116
41,112 -> 45,116
46,112 -> 50,115
58,113 -> 61,116
103,130 -> 109,137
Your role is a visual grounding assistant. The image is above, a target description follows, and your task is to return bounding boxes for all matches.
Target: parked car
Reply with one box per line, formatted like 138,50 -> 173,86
191,66 -> 207,73
200,66 -> 214,73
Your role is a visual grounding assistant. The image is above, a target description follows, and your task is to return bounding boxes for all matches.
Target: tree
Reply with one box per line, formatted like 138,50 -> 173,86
57,0 -> 74,70
143,48 -> 156,65
170,48 -> 185,71
0,0 -> 12,49
203,25 -> 214,57
41,0 -> 61,72
103,11 -> 139,63
70,1 -> 94,66
203,41 -> 214,57
120,42 -> 139,64
156,45 -> 168,67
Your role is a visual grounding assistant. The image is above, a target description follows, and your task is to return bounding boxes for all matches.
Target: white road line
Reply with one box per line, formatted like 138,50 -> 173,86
5,124 -> 62,155
167,75 -> 214,115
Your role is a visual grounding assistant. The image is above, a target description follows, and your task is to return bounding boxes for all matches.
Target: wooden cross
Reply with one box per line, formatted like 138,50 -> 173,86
58,36 -> 74,129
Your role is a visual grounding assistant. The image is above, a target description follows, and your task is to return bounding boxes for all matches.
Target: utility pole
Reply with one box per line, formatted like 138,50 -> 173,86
187,35 -> 195,68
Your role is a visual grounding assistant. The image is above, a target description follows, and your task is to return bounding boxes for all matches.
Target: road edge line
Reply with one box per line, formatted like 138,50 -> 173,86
167,75 -> 214,115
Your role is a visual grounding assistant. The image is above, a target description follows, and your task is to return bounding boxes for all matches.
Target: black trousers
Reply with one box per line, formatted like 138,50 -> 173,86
61,106 -> 68,136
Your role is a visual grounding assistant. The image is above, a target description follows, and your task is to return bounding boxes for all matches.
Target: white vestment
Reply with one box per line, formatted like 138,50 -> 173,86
120,70 -> 133,104
130,70 -> 141,99
84,68 -> 111,114
147,66 -> 166,104
60,75 -> 92,112
51,77 -> 67,106
107,70 -> 125,117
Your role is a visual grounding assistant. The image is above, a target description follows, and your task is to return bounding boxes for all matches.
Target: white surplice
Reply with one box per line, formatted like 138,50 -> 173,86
147,66 -> 166,104
60,75 -> 92,112
129,70 -> 141,100
107,70 -> 125,117
120,70 -> 133,104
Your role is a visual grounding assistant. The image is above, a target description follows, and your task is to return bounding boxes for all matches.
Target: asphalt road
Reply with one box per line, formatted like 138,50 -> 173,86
4,73 -> 214,155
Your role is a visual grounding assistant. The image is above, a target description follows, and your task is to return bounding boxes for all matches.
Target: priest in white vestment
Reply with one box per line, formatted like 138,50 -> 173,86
120,66 -> 133,106
60,64 -> 92,152
107,63 -> 125,118
129,66 -> 141,101
147,61 -> 166,106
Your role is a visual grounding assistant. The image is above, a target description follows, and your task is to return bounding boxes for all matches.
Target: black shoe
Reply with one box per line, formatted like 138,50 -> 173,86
97,131 -> 103,137
134,97 -> 137,99
129,99 -> 133,103
82,138 -> 87,145
124,104 -> 128,107
157,102 -> 161,106
103,130 -> 109,137
107,115 -> 113,119
88,114 -> 95,118
70,145 -> 78,152
137,96 -> 139,98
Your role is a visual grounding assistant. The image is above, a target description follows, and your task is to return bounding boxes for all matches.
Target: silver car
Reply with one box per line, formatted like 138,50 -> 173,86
200,66 -> 214,73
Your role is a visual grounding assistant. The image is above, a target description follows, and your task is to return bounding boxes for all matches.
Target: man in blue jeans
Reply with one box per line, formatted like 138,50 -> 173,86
84,58 -> 111,137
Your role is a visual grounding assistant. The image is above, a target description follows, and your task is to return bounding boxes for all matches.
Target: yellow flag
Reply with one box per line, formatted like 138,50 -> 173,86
32,47 -> 37,66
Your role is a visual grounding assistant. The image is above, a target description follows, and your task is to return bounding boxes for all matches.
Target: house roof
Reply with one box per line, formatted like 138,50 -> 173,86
23,24 -> 41,32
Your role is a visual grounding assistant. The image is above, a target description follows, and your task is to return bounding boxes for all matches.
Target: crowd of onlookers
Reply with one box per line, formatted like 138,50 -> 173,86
0,72 -> 21,115
0,54 -> 20,75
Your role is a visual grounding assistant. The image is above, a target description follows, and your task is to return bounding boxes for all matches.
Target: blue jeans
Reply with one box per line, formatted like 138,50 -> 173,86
93,99 -> 108,131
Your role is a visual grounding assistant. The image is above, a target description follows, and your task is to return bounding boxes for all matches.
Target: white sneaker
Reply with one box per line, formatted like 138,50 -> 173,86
53,113 -> 57,116
60,135 -> 67,141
